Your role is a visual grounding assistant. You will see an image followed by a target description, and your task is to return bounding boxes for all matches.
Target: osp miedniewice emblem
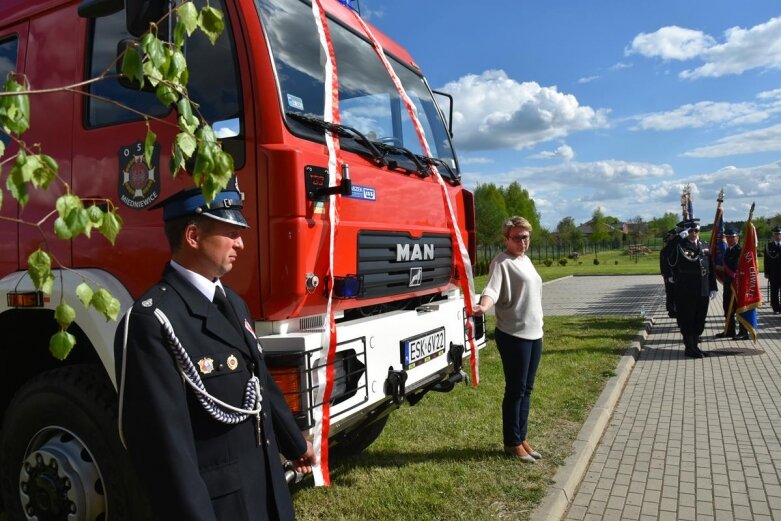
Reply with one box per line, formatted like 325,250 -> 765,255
118,141 -> 161,209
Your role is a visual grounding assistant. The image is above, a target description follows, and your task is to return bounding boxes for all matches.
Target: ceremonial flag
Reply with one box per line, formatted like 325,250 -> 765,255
710,194 -> 726,284
734,207 -> 761,341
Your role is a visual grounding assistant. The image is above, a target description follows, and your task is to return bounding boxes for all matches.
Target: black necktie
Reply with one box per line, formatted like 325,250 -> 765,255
213,288 -> 243,334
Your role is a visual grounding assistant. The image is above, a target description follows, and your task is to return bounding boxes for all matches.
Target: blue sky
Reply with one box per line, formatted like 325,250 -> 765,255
360,0 -> 781,230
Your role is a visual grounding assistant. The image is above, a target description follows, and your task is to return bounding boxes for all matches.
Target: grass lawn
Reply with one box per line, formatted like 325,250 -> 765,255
292,314 -> 643,520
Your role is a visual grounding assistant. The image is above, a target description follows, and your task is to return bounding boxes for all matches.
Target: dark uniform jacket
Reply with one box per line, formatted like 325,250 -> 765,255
115,265 -> 307,521
723,243 -> 741,287
766,241 -> 781,281
667,237 -> 717,297
660,240 -> 675,281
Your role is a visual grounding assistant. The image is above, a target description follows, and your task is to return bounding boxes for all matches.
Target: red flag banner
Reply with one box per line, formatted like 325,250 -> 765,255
734,220 -> 761,340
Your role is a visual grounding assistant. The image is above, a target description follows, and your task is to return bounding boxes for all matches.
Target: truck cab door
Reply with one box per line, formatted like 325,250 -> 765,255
71,0 -> 257,300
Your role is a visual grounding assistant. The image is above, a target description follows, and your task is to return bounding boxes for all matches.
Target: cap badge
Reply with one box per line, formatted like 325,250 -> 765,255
141,298 -> 153,307
198,357 -> 215,375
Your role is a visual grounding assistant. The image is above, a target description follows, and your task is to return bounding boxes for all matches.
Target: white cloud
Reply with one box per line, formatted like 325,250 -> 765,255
683,123 -> 781,157
627,26 -> 715,61
577,75 -> 600,84
609,62 -> 632,71
441,70 -> 609,151
626,17 -> 781,79
530,144 -> 575,161
635,100 -> 777,131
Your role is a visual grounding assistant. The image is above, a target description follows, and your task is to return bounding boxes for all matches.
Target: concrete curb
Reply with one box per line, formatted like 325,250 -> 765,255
529,317 -> 654,521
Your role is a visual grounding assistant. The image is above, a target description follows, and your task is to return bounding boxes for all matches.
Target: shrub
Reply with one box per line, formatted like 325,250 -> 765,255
543,258 -> 553,267
558,257 -> 568,266
593,258 -> 600,265
578,261 -> 583,265
614,260 -> 618,265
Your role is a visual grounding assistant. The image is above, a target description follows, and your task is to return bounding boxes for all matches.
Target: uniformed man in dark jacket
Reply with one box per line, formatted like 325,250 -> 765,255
765,226 -> 781,314
115,183 -> 314,521
660,229 -> 678,318
667,219 -> 718,358
717,228 -> 748,340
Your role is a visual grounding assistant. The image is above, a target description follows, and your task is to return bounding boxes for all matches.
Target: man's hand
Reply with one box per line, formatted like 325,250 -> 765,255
292,440 -> 315,475
668,277 -> 674,284
709,290 -> 718,300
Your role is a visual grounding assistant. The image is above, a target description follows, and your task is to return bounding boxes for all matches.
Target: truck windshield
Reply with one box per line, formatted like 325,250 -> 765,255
256,0 -> 458,175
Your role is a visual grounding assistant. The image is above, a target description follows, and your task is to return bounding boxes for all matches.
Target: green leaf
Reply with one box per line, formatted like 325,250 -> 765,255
175,131 -> 197,158
99,209 -> 123,246
87,205 -> 104,226
155,84 -> 178,107
91,288 -> 121,321
178,2 -> 199,36
54,302 -> 76,329
170,145 -> 185,177
7,153 -> 29,206
144,128 -> 157,168
143,61 -> 162,87
53,217 -> 72,240
173,21 -> 187,49
27,249 -> 54,294
49,330 -> 76,360
0,78 -> 30,135
76,282 -> 94,308
55,194 -> 90,239
145,35 -> 166,69
21,154 -> 56,189
168,50 -> 188,85
56,193 -> 82,216
39,154 -> 58,189
198,6 -> 225,45
121,46 -> 145,89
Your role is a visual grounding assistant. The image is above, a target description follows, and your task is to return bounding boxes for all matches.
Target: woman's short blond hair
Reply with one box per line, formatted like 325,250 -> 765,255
503,216 -> 532,237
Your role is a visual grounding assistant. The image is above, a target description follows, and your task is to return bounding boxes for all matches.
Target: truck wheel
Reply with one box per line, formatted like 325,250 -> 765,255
0,364 -> 151,521
331,416 -> 389,460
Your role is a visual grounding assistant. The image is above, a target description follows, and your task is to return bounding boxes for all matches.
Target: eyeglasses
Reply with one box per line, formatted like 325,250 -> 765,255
508,234 -> 531,242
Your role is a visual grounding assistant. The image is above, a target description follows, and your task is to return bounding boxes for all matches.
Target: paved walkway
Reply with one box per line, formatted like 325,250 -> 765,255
533,275 -> 781,521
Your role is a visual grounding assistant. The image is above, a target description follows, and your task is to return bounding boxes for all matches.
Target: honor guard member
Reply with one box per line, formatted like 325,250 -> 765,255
660,229 -> 678,318
718,228 -> 749,340
667,219 -> 718,358
115,182 -> 314,521
765,226 -> 781,314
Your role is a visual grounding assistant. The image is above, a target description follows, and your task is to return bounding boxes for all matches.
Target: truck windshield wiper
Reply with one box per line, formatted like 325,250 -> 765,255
285,112 -> 387,167
371,141 -> 429,178
418,155 -> 461,185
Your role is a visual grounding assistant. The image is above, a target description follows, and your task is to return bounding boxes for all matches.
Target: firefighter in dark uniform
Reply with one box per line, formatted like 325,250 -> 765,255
660,229 -> 678,318
717,228 -> 748,340
667,219 -> 718,358
115,183 -> 314,521
765,226 -> 781,314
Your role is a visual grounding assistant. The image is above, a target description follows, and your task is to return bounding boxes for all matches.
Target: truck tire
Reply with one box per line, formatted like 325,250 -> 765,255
0,364 -> 151,521
331,416 -> 389,461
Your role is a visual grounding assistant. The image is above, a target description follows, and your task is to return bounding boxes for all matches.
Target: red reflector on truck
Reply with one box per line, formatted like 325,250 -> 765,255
7,292 -> 45,308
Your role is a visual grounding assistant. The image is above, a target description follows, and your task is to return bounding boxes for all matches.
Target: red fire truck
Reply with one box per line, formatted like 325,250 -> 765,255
0,0 -> 484,518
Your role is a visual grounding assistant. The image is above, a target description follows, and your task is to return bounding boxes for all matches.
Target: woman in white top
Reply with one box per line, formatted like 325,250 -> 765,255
473,216 -> 544,463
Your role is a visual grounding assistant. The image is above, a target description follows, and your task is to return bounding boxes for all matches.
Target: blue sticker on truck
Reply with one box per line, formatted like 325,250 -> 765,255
348,185 -> 376,201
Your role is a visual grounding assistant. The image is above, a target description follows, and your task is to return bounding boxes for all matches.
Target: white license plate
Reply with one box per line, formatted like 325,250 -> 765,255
402,328 -> 446,369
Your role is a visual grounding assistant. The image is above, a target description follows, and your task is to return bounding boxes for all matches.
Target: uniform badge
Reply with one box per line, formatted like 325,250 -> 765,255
118,140 -> 161,210
141,298 -> 153,307
226,354 -> 239,371
198,357 -> 215,375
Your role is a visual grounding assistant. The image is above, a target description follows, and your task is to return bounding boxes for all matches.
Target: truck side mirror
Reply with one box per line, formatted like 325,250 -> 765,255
126,0 -> 171,39
78,0 -> 123,18
432,89 -> 454,138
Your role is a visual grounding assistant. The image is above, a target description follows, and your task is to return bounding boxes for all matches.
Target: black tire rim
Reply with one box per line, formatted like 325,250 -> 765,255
20,426 -> 106,521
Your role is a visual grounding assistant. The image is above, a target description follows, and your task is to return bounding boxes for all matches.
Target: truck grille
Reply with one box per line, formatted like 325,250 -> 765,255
357,232 -> 452,299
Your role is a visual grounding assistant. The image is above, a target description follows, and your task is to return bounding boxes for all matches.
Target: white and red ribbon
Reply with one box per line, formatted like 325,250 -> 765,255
352,13 -> 480,385
310,0 -> 342,487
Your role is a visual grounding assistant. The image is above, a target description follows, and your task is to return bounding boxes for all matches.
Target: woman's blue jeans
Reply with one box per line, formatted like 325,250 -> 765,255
495,328 -> 543,447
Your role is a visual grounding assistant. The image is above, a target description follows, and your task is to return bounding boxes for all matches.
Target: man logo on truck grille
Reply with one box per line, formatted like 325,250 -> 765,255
409,267 -> 423,287
118,141 -> 161,209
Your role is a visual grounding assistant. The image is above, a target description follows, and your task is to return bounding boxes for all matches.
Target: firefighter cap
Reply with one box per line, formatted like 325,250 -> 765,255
772,226 -> 781,234
724,228 -> 739,237
152,178 -> 248,228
